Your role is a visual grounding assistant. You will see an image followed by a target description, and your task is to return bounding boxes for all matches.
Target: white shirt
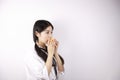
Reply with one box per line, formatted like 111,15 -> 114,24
24,47 -> 64,80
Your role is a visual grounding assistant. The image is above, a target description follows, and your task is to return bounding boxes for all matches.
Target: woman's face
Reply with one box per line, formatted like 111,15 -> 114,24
37,26 -> 53,44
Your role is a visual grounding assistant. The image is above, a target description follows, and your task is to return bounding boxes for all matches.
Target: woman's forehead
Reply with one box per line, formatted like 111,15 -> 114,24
45,26 -> 53,31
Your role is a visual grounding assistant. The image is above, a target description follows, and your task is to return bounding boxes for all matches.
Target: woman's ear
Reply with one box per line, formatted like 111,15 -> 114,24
35,31 -> 40,37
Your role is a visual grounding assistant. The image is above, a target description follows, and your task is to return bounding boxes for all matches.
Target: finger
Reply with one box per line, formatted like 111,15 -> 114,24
47,40 -> 50,45
55,40 -> 59,46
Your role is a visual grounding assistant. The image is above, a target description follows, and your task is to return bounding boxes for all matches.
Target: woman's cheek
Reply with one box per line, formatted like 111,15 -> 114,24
45,38 -> 49,43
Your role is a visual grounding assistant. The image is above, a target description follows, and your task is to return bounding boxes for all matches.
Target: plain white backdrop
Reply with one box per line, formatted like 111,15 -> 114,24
0,0 -> 120,80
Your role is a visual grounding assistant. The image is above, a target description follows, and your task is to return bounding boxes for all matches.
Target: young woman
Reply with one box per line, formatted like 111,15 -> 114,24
25,20 -> 65,80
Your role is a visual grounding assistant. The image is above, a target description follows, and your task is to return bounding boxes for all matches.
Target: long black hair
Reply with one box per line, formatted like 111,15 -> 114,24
33,20 -> 64,76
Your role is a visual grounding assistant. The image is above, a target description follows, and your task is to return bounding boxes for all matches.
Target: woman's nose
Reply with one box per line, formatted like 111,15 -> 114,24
48,34 -> 52,39
49,33 -> 52,37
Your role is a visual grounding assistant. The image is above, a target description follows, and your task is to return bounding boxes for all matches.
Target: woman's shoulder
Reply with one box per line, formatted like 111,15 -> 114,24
24,46 -> 44,65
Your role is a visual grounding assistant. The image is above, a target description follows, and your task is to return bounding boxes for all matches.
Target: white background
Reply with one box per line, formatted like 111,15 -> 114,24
0,0 -> 120,80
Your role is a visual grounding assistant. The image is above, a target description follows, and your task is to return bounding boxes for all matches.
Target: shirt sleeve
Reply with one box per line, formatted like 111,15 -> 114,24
25,53 -> 49,80
57,69 -> 65,80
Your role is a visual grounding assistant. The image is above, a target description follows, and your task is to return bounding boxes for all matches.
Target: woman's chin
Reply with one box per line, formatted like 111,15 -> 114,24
45,43 -> 48,46
45,41 -> 48,46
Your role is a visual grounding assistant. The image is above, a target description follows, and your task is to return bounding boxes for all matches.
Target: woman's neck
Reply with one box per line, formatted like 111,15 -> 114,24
36,41 -> 46,49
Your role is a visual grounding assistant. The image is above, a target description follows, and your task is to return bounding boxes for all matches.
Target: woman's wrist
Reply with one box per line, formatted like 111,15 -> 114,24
55,52 -> 59,58
48,53 -> 54,57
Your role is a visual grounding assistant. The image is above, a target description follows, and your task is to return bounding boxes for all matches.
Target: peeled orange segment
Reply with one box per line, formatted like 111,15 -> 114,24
50,37 -> 55,41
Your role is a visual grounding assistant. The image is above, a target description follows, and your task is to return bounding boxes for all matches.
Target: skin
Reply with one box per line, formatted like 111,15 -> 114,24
35,26 -> 64,75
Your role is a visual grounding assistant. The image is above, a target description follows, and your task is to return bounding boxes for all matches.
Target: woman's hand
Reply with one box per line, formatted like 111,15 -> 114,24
47,38 -> 56,56
53,38 -> 59,55
47,37 -> 59,55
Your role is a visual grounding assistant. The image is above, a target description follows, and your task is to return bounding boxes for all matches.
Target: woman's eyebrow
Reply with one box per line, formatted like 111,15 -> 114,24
45,30 -> 52,32
44,30 -> 49,32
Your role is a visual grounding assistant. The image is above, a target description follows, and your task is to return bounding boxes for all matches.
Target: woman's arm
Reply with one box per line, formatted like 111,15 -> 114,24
46,39 -> 55,75
45,53 -> 54,75
55,53 -> 64,72
53,38 -> 64,72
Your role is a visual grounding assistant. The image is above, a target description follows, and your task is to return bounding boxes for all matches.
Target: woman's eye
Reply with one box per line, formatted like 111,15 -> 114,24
45,31 -> 52,34
46,32 -> 49,34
